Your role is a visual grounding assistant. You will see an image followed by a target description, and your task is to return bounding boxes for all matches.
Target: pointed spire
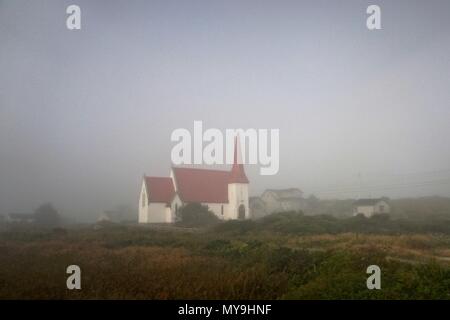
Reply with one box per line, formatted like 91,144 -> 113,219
233,136 -> 238,164
229,135 -> 249,183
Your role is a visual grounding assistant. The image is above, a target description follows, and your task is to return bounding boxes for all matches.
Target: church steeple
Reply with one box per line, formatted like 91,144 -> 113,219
229,136 -> 249,183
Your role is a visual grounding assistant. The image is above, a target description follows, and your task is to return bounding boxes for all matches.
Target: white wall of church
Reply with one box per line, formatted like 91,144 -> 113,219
227,183 -> 249,219
141,167 -> 250,223
204,203 -> 228,220
146,203 -> 169,223
170,194 -> 183,222
138,180 -> 172,223
138,181 -> 148,223
164,206 -> 173,223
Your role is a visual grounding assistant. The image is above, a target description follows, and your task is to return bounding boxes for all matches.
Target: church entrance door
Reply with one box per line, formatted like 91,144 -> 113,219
238,204 -> 245,220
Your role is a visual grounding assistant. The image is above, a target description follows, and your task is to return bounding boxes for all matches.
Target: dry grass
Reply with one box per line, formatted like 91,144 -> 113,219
0,226 -> 449,299
286,233 -> 450,265
0,239 -> 286,299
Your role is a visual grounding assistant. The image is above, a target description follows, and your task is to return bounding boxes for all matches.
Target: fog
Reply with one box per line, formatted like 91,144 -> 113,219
1,0 -> 450,222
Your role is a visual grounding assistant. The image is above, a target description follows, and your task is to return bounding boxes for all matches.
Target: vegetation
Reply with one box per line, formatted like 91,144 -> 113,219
1,210 -> 450,299
216,211 -> 450,235
176,203 -> 219,227
306,196 -> 450,220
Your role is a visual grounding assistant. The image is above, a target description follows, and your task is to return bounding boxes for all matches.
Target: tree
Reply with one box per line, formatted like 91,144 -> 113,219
34,203 -> 60,227
177,203 -> 219,227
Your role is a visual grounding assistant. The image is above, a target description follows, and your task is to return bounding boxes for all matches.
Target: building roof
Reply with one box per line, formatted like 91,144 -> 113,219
144,176 -> 175,203
353,198 -> 386,206
228,137 -> 249,184
172,167 -> 230,203
144,136 -> 249,205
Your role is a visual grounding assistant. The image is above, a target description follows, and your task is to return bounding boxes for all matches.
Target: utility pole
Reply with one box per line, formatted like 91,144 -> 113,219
357,172 -> 362,199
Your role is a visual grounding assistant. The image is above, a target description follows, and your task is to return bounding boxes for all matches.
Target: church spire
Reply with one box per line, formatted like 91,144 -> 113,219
229,136 -> 249,183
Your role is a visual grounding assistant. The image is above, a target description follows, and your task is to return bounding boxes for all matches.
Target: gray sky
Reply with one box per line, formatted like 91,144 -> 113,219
1,0 -> 450,221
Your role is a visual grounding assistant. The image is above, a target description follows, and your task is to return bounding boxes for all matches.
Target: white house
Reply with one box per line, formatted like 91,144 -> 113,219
139,138 -> 249,223
248,196 -> 268,219
352,198 -> 390,217
249,188 -> 305,218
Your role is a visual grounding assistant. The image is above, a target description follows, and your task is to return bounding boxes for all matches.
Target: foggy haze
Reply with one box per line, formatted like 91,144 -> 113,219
1,0 -> 450,222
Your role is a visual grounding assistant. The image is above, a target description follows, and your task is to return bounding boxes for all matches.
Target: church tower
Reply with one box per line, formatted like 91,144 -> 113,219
227,136 -> 249,219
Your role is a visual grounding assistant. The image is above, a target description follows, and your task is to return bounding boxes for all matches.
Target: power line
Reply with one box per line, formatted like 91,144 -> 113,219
311,177 -> 450,196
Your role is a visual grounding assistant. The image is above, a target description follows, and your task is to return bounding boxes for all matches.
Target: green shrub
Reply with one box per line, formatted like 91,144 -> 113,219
176,203 -> 219,227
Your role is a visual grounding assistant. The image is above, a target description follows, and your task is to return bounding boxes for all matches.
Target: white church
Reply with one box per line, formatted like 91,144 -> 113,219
138,138 -> 250,223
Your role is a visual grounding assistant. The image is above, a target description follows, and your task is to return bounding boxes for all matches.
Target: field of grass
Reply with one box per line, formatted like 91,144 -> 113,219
1,213 -> 450,299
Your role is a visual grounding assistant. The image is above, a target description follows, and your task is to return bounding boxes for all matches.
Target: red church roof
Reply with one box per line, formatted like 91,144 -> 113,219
144,136 -> 249,204
144,176 -> 175,203
172,167 -> 230,203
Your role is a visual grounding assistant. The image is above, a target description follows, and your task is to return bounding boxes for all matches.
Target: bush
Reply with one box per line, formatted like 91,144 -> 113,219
213,219 -> 256,234
371,213 -> 390,222
176,203 -> 219,227
210,210 -> 450,235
